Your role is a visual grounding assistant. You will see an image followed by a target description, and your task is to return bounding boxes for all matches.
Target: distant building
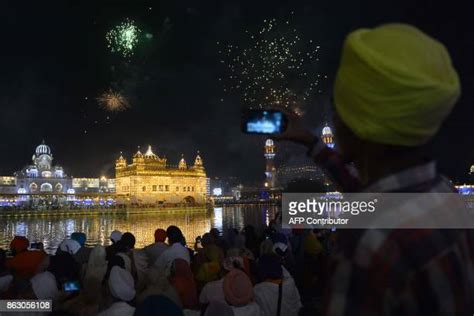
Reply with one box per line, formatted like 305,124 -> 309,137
276,164 -> 327,187
12,141 -> 73,198
0,141 -> 119,207
0,177 -> 16,194
455,165 -> 474,196
115,145 -> 207,205
72,177 -> 116,193
321,124 -> 335,148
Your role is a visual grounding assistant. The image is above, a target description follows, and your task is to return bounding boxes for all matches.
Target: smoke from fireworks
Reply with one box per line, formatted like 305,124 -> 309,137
218,14 -> 326,110
106,19 -> 141,58
97,89 -> 130,112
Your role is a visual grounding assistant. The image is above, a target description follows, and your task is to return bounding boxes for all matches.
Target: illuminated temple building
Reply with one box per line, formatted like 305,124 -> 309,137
115,146 -> 208,205
0,141 -> 116,207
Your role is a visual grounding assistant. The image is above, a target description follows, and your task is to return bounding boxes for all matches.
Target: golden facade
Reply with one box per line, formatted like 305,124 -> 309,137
115,146 -> 207,205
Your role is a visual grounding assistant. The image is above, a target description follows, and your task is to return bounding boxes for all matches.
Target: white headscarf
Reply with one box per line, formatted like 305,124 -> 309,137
108,266 -> 135,302
110,230 -> 123,243
31,271 -> 59,300
59,239 -> 81,255
85,245 -> 108,281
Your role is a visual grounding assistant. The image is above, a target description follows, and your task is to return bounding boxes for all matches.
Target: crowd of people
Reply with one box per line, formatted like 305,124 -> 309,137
0,221 -> 333,315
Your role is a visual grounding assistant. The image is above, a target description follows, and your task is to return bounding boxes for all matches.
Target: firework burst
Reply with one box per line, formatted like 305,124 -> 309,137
106,19 -> 141,58
218,14 -> 326,110
97,89 -> 130,112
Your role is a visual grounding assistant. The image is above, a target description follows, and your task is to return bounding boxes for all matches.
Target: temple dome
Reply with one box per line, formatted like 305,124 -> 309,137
36,142 -> 51,156
133,147 -> 144,158
322,125 -> 332,136
178,155 -> 187,169
145,145 -> 158,159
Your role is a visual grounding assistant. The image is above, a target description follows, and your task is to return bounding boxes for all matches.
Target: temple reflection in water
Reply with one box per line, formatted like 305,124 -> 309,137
0,206 -> 277,253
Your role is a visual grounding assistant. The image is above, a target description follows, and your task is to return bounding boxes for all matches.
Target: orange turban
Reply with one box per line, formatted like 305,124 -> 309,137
154,229 -> 167,243
10,236 -> 29,253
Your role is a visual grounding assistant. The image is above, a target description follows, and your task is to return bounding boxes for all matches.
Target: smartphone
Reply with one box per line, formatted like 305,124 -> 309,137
63,280 -> 80,292
241,109 -> 288,135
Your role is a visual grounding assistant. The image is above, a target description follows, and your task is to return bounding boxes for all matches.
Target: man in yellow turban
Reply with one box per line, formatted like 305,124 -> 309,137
277,24 -> 473,314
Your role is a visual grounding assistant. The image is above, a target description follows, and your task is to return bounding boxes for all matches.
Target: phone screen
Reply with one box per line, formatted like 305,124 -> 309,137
63,281 -> 80,292
241,109 -> 287,135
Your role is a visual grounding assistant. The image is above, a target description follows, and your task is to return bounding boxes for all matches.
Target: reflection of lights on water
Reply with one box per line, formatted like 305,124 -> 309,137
65,219 -> 75,237
213,207 -> 223,231
265,209 -> 270,226
15,222 -> 27,236
0,207 -> 281,253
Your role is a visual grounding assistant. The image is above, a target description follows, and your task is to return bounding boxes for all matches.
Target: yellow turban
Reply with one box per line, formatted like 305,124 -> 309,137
334,23 -> 460,146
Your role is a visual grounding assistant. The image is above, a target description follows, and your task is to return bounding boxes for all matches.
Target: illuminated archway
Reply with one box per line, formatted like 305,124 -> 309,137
183,196 -> 196,205
40,183 -> 53,192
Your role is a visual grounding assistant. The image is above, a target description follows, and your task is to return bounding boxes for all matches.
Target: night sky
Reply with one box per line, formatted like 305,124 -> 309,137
0,0 -> 472,183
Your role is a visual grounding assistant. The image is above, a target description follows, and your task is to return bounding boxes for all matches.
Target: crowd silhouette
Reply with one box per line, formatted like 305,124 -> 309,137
0,219 -> 332,315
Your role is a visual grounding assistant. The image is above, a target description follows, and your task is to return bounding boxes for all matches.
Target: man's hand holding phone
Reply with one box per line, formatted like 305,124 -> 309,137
241,108 -> 318,148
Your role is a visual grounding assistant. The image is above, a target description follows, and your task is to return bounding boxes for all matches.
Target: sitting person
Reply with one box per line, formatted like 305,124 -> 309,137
58,238 -> 81,256
144,229 -> 168,264
103,255 -> 126,284
84,245 -> 108,282
17,270 -> 59,301
71,232 -> 92,265
30,271 -> 59,300
223,269 -> 261,316
253,255 -> 302,316
209,228 -> 228,252
47,251 -> 80,293
155,226 -> 190,270
194,233 -> 224,266
56,276 -> 106,316
6,236 -> 46,280
199,256 -> 244,305
168,258 -> 198,310
105,230 -> 122,261
194,234 -> 223,287
99,266 -> 136,316
115,233 -> 136,273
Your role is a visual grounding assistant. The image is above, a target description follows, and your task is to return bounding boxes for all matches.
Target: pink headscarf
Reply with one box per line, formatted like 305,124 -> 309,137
223,269 -> 253,306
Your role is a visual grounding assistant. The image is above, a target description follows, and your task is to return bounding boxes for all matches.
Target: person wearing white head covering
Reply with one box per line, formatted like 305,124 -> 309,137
31,271 -> 59,300
85,245 -> 108,281
59,239 -> 81,255
110,230 -> 123,244
99,266 -> 135,316
106,230 -> 123,261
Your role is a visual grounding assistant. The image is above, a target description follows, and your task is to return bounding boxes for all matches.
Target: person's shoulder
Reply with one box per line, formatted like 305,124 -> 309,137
99,301 -> 135,316
254,281 -> 274,293
233,302 -> 261,315
23,250 -> 46,259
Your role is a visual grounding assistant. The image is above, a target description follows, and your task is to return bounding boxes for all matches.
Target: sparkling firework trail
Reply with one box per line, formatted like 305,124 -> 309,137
97,89 -> 130,112
218,15 -> 326,110
106,19 -> 141,58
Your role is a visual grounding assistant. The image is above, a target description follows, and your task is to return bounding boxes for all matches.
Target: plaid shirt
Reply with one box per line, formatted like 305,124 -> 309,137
310,146 -> 474,315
